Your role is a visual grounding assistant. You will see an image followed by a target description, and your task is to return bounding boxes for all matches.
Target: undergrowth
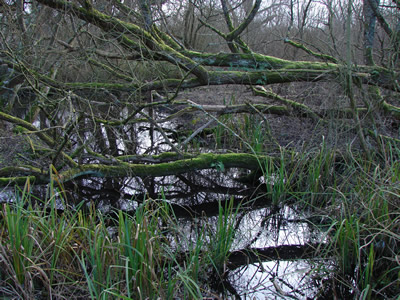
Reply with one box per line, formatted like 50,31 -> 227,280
0,178 -> 240,299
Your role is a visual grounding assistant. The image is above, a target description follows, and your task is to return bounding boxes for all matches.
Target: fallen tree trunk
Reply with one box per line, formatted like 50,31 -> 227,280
60,152 -> 273,182
14,0 -> 400,93
0,152 -> 276,186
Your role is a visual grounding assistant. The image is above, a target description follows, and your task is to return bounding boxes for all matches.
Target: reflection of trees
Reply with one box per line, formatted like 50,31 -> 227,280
61,167 -> 268,216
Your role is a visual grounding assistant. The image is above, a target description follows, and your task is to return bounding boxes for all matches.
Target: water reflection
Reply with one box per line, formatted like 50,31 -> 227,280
58,167 -> 324,298
0,165 -> 326,298
226,206 -> 323,298
0,106 -> 328,298
231,260 -> 318,299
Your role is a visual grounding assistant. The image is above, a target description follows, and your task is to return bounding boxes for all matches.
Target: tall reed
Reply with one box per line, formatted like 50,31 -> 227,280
207,196 -> 238,274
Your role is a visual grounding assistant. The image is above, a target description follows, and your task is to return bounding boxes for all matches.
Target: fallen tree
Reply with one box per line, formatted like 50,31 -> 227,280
0,151 -> 275,186
0,0 -> 399,186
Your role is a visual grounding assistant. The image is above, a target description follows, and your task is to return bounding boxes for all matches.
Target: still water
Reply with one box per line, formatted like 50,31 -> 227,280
0,109 -> 329,299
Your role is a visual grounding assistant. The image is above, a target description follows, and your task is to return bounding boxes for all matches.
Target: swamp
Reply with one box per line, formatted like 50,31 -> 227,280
0,0 -> 399,299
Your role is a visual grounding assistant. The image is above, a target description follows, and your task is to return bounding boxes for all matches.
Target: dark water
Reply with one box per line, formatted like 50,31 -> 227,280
64,169 -> 326,298
0,109 -> 328,299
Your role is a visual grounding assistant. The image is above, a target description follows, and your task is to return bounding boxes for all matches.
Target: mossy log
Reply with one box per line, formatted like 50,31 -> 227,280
0,111 -> 77,167
0,166 -> 43,177
0,176 -> 37,186
31,0 -> 400,92
59,152 -> 274,182
29,65 -> 393,93
0,152 -> 276,186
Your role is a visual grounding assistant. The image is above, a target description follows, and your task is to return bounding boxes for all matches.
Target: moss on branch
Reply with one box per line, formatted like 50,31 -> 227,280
0,152 -> 276,186
0,152 -> 272,186
0,176 -> 37,186
59,152 -> 274,182
184,51 -> 338,70
252,86 -> 322,120
0,111 -> 77,168
0,166 -> 43,177
32,0 -> 400,91
383,101 -> 400,119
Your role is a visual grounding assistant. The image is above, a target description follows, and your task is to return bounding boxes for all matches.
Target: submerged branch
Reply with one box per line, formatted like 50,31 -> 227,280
172,243 -> 329,270
227,243 -> 328,269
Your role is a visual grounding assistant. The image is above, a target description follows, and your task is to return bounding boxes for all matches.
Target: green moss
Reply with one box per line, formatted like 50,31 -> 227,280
184,51 -> 339,71
0,166 -> 43,176
0,176 -> 36,187
383,101 -> 400,118
59,153 -> 275,182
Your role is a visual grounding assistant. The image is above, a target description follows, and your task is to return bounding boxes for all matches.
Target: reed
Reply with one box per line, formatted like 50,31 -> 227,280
207,196 -> 238,274
319,149 -> 400,299
0,143 -> 399,298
